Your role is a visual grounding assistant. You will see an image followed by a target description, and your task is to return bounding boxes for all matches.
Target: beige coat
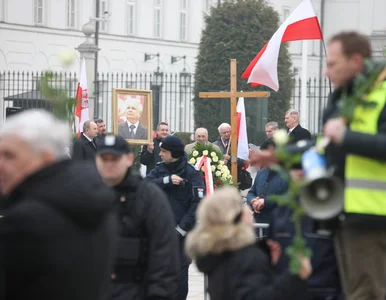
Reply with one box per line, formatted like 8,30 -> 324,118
184,141 -> 221,155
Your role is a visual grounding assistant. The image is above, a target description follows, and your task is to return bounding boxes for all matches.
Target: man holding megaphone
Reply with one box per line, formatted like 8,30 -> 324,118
250,31 -> 386,300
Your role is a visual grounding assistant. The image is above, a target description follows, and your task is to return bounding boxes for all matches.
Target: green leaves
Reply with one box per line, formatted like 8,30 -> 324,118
40,72 -> 75,124
268,130 -> 312,274
338,59 -> 385,123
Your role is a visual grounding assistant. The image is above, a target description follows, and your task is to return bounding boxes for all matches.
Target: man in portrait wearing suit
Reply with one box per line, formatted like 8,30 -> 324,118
118,98 -> 148,140
284,109 -> 311,144
72,120 -> 98,160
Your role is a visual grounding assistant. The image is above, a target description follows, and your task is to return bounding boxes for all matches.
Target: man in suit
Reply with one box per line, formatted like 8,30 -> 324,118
118,98 -> 148,140
72,120 -> 98,160
185,127 -> 220,154
284,109 -> 311,144
95,118 -> 106,143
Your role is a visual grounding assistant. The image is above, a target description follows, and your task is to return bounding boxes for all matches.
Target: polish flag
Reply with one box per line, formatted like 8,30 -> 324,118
75,58 -> 90,137
236,97 -> 249,160
241,0 -> 323,91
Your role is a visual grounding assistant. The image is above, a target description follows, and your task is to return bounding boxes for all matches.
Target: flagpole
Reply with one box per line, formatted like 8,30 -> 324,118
300,40 -> 309,130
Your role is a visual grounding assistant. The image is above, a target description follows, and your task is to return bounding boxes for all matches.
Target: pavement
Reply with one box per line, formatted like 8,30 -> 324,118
187,263 -> 206,300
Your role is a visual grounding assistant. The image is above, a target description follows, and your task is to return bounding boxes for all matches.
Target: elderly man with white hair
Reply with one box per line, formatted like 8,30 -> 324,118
213,123 -> 252,191
0,110 -> 116,300
118,98 -> 148,140
185,127 -> 220,154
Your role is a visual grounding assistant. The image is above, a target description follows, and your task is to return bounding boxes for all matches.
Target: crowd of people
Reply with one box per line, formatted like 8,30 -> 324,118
0,30 -> 385,300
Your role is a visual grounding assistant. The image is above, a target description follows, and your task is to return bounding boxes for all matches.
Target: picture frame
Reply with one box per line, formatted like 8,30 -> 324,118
112,88 -> 153,145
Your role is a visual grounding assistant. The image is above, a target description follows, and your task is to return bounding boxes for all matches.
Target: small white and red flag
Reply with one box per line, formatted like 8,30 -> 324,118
74,58 -> 90,137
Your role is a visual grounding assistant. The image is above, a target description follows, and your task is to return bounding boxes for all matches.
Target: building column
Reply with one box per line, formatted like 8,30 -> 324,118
76,21 -> 99,119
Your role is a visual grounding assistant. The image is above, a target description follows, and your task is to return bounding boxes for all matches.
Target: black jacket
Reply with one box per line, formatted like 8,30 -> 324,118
109,170 -> 179,300
269,206 -> 342,298
72,133 -> 97,160
288,124 -> 312,144
140,137 -> 162,175
196,242 -> 307,300
146,155 -> 204,233
0,160 -> 116,300
323,78 -> 386,229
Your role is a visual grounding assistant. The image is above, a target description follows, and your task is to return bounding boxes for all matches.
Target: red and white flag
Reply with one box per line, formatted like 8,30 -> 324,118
75,58 -> 90,137
236,97 -> 249,160
242,0 -> 323,91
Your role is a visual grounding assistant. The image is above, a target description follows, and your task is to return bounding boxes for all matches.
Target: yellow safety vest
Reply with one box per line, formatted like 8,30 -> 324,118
345,81 -> 386,216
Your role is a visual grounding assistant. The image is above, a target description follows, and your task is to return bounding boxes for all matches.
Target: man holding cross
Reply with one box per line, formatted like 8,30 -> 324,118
213,123 -> 232,164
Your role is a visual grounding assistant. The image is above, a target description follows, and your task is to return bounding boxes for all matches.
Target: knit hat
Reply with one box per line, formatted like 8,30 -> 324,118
159,135 -> 185,158
96,135 -> 132,156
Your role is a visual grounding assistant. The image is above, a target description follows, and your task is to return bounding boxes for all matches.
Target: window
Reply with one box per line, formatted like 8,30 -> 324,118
67,0 -> 76,28
126,1 -> 136,35
34,0 -> 44,25
180,0 -> 188,41
154,0 -> 162,38
98,0 -> 109,32
283,8 -> 290,21
0,0 -> 4,22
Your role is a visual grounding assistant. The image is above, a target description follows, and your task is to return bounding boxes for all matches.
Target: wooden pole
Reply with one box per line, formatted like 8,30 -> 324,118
230,59 -> 238,183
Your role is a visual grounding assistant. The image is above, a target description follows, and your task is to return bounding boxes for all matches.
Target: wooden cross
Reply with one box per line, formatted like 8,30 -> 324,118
199,59 -> 270,183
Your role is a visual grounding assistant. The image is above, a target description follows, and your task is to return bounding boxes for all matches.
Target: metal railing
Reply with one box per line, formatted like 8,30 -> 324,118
0,70 -> 332,135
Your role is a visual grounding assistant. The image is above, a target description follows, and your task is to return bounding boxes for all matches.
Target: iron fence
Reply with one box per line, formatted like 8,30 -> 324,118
0,70 -> 332,135
0,71 -> 77,111
291,77 -> 332,134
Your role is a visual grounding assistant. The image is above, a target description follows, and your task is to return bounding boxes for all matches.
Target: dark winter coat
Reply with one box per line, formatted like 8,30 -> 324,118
145,155 -> 204,233
186,221 -> 307,300
0,160 -> 117,300
72,133 -> 97,160
140,137 -> 162,175
109,170 -> 179,300
269,206 -> 342,299
288,124 -> 312,144
246,168 -> 288,225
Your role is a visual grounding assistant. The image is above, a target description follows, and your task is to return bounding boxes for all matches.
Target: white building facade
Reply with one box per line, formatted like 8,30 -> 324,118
0,0 -> 385,133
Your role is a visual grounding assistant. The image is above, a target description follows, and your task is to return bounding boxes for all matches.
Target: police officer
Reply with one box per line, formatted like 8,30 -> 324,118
95,135 -> 179,300
146,136 -> 205,300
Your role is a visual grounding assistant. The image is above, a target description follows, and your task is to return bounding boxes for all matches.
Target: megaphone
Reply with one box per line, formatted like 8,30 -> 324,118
300,148 -> 344,220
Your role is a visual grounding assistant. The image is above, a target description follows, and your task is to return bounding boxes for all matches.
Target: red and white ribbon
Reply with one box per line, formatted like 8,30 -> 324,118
195,156 -> 214,196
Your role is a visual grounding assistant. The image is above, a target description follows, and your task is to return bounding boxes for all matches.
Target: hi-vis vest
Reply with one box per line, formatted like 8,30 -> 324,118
344,81 -> 386,216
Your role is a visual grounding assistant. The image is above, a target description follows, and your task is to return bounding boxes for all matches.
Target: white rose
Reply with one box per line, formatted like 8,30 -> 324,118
211,165 -> 216,172
192,150 -> 199,157
210,152 -> 216,157
222,173 -> 228,179
189,158 -> 196,164
201,166 -> 205,172
203,150 -> 209,156
219,160 -> 224,165
273,129 -> 289,146
215,171 -> 221,177
58,50 -> 77,68
212,156 -> 218,162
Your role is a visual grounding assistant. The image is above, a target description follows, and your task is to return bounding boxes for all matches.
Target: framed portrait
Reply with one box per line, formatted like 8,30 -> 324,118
112,88 -> 153,145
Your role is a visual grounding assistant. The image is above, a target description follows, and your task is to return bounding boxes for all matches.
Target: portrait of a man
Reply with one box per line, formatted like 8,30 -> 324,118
113,88 -> 153,145
118,98 -> 148,140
